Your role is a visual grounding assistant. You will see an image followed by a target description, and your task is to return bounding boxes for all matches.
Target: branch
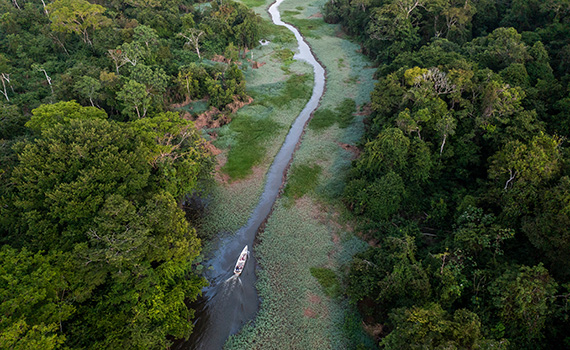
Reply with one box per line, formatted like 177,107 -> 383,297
504,168 -> 517,190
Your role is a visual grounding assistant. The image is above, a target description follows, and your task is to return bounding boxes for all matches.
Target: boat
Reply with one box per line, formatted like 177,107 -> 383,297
234,245 -> 248,275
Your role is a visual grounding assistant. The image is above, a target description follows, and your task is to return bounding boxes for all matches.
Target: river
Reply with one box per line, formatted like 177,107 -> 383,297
176,1 -> 326,348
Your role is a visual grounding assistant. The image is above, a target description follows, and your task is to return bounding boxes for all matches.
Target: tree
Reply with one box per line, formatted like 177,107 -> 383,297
129,64 -> 168,97
490,264 -> 558,343
0,54 -> 13,102
47,0 -> 111,45
107,42 -> 146,75
381,303 -> 508,349
522,177 -> 570,277
178,28 -> 204,60
133,25 -> 158,50
470,27 -> 530,70
5,100 -> 211,348
0,247 -> 73,350
454,206 -> 514,257
74,76 -> 101,107
347,235 -> 431,318
116,79 -> 150,119
489,133 -> 562,191
31,64 -> 55,98
0,104 -> 27,140
25,100 -> 106,133
10,117 -> 149,250
177,65 -> 202,100
131,112 -> 212,198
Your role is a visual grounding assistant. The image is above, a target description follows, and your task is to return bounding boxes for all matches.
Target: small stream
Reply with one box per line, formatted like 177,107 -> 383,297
176,1 -> 326,349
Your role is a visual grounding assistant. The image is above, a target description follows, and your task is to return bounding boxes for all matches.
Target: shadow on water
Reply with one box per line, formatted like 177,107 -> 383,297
176,235 -> 259,350
174,0 -> 326,348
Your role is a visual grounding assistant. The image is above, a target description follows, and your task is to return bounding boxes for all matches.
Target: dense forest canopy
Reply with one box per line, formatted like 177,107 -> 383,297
323,0 -> 570,349
0,0 -> 262,348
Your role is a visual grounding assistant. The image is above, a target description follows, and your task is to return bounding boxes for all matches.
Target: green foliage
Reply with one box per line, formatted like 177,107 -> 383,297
309,98 -> 356,130
176,63 -> 247,110
273,48 -> 295,63
221,114 -> 280,179
283,163 -> 321,199
0,247 -> 71,350
266,73 -> 311,107
0,0 -> 268,346
331,0 -> 570,347
490,264 -> 558,344
0,104 -> 28,139
47,0 -> 111,45
310,267 -> 341,298
116,79 -> 151,119
2,102 -> 211,348
25,100 -> 106,133
11,117 -> 150,249
382,304 -> 508,349
238,0 -> 265,8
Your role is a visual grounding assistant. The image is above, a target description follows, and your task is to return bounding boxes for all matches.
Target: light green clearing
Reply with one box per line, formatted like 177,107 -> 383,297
225,0 -> 378,349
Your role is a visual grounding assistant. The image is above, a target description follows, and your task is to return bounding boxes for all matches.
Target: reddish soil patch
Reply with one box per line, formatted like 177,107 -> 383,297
362,322 -> 385,340
308,293 -> 321,304
336,142 -> 361,159
247,59 -> 266,69
169,95 -> 193,109
179,95 -> 254,129
332,233 -> 340,244
204,141 -> 222,156
355,103 -> 372,116
211,54 -> 232,64
192,107 -> 227,129
227,95 -> 254,114
309,12 -> 323,18
214,154 -> 230,184
304,293 -> 322,318
304,308 -> 317,318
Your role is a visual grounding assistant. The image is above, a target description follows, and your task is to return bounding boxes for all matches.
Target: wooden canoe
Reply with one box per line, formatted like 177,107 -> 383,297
234,245 -> 248,275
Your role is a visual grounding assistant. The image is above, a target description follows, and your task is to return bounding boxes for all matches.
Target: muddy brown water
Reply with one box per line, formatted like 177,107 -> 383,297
175,1 -> 326,349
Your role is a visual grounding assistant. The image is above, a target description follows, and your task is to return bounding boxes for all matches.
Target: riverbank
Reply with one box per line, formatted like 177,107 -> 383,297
221,0 -> 378,348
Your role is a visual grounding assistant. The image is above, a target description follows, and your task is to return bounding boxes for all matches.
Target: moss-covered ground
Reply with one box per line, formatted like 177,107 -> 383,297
218,0 -> 379,349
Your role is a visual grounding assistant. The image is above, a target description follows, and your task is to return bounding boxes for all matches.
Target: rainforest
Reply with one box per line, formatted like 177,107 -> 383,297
1,0 -> 570,349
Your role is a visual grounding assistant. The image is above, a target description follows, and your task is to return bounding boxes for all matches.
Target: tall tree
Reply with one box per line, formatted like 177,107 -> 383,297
47,0 -> 111,45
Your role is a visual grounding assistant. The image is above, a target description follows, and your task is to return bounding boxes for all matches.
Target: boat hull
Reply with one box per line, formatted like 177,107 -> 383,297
234,245 -> 248,275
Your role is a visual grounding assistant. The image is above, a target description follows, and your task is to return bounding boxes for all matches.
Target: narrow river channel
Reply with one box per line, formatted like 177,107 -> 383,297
176,1 -> 326,349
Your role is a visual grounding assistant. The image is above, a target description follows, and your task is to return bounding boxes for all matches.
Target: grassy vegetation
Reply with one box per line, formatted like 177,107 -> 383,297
283,10 -> 301,16
225,196 -> 371,349
270,74 -> 311,106
280,16 -> 325,38
308,98 -> 356,131
283,163 -> 322,199
175,100 -> 209,115
224,0 -> 379,348
220,114 -> 280,179
238,0 -> 266,8
310,267 -> 341,298
273,48 -> 295,63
